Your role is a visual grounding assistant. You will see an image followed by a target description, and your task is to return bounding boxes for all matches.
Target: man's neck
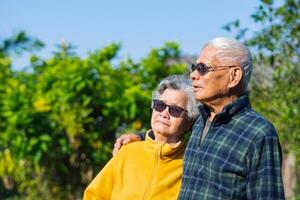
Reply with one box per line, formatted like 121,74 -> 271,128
205,95 -> 239,120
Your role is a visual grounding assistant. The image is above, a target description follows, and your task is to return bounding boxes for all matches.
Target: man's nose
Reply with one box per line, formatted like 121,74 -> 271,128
190,70 -> 200,81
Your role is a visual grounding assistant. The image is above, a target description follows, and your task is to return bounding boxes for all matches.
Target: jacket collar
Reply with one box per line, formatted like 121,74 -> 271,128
144,130 -> 185,162
199,94 -> 251,125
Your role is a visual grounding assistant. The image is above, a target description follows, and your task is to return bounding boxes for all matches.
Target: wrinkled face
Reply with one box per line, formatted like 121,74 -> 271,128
190,46 -> 233,103
151,88 -> 190,141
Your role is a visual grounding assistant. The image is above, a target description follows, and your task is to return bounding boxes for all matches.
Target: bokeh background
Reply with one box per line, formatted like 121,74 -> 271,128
0,0 -> 299,199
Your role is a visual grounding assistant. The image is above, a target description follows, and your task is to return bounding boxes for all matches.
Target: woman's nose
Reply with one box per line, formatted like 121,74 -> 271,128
159,107 -> 170,118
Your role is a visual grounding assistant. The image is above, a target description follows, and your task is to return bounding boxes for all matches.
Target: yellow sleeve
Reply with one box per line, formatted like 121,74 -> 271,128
83,157 -> 116,200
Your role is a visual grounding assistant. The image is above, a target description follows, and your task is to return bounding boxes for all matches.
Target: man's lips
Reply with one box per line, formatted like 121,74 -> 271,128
192,85 -> 202,91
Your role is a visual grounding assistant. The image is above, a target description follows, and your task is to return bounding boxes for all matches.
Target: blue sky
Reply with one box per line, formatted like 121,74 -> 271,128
1,0 -> 261,69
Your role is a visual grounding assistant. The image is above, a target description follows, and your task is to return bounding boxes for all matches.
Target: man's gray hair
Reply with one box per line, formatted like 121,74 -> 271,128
203,37 -> 253,90
152,75 -> 199,121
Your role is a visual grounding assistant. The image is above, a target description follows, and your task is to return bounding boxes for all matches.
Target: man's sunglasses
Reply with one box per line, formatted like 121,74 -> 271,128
191,63 -> 236,76
152,99 -> 187,118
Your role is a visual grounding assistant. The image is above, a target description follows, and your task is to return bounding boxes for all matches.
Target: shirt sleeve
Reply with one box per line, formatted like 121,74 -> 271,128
83,157 -> 116,200
137,132 -> 145,141
246,135 -> 285,200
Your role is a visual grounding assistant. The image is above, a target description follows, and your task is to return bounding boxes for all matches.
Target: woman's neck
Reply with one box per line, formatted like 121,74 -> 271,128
152,131 -> 182,147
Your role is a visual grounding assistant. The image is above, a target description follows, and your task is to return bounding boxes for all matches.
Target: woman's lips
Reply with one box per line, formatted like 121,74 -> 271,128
155,120 -> 170,126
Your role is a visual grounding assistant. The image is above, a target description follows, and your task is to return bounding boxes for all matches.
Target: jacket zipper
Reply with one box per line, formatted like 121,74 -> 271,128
142,147 -> 160,199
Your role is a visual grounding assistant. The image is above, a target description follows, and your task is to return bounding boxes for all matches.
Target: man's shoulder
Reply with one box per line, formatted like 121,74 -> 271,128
236,108 -> 278,139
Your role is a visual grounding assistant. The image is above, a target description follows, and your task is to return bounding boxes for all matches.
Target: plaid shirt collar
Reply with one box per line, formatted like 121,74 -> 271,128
199,94 -> 251,126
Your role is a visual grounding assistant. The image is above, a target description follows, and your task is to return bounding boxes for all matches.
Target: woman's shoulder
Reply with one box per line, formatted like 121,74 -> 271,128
116,141 -> 146,156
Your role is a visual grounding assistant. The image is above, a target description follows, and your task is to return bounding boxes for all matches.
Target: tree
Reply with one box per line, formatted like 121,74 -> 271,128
0,31 -> 44,57
0,33 -> 187,198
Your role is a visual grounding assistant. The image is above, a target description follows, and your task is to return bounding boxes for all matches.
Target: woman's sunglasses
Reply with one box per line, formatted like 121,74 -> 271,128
152,99 -> 187,118
191,63 -> 236,76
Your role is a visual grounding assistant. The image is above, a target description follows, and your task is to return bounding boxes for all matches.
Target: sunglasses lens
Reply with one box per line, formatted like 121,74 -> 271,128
153,100 -> 167,112
198,64 -> 207,75
191,63 -> 209,75
191,64 -> 197,72
152,100 -> 186,118
169,106 -> 185,117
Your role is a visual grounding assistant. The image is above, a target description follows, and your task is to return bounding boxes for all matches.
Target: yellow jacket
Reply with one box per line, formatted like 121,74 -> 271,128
83,131 -> 185,200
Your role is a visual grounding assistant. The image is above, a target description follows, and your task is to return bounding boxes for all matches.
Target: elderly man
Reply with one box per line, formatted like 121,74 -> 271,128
114,37 -> 285,199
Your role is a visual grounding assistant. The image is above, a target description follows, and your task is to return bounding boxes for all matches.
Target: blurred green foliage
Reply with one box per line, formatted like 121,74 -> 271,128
0,35 -> 186,198
0,0 -> 299,199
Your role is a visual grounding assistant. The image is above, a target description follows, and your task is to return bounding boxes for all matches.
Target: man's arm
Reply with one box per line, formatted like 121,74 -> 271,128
246,135 -> 285,199
112,133 -> 143,156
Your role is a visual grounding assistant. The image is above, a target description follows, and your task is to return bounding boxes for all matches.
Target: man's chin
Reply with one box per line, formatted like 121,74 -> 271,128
194,94 -> 207,102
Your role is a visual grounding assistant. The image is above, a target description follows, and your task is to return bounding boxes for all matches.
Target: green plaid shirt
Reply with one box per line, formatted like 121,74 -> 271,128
178,95 -> 284,200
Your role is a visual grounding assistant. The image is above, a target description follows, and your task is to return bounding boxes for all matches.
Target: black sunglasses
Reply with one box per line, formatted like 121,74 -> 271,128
152,99 -> 187,118
191,63 -> 236,76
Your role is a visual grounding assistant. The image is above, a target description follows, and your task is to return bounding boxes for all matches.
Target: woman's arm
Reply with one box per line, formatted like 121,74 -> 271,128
83,157 -> 116,200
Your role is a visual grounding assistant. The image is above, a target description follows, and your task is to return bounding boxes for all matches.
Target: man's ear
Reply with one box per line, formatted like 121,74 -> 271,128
228,67 -> 243,88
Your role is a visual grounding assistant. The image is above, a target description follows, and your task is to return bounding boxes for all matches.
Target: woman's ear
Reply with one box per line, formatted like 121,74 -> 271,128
228,67 -> 243,88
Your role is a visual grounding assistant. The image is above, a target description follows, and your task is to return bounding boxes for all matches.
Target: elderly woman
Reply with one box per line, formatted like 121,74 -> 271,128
83,75 -> 199,200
